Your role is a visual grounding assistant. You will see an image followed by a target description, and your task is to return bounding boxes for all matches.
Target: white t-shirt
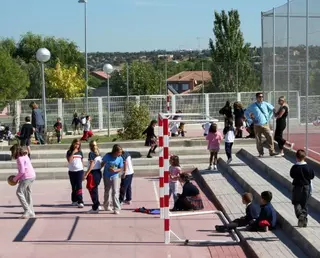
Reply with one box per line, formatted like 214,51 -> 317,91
84,121 -> 91,131
122,152 -> 134,175
88,151 -> 102,170
170,124 -> 179,135
225,130 -> 235,143
67,150 -> 84,172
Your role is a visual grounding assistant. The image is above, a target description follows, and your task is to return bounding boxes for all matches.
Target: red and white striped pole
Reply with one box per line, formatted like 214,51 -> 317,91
163,117 -> 170,244
158,114 -> 164,219
166,95 -> 170,112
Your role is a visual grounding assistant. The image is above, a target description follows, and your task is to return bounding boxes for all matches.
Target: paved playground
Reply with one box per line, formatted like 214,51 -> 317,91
0,178 -> 246,258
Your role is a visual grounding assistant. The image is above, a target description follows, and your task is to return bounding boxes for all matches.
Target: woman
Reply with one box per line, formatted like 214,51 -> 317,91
171,173 -> 204,211
274,96 -> 292,156
29,101 -> 45,145
142,120 -> 157,158
233,101 -> 245,138
219,101 -> 233,127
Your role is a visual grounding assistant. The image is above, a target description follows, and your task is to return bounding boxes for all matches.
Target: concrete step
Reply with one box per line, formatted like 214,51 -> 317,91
0,154 -> 213,169
193,169 -> 307,258
219,153 -> 320,258
239,147 -> 320,214
0,163 -> 204,181
0,138 -> 255,151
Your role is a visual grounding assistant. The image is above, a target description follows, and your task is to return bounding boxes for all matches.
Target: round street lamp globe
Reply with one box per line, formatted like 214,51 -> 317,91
103,63 -> 113,74
36,48 -> 51,63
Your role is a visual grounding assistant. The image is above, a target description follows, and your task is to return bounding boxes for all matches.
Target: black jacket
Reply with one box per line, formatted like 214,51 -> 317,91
290,163 -> 314,186
180,181 -> 200,198
242,203 -> 259,223
143,126 -> 156,139
20,123 -> 33,140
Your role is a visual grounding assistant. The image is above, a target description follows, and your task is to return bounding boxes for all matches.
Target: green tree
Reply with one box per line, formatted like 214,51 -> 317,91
0,49 -> 30,107
209,10 -> 258,92
109,70 -> 126,96
0,38 -> 16,56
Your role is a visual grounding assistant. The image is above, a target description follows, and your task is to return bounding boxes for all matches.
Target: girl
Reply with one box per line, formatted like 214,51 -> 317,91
233,101 -> 245,138
10,144 -> 36,219
143,120 -> 157,158
53,117 -> 63,143
206,123 -> 223,171
81,115 -> 93,142
119,150 -> 134,205
223,119 -> 235,164
83,140 -> 103,213
169,155 -> 181,204
102,144 -> 124,214
66,139 -> 85,208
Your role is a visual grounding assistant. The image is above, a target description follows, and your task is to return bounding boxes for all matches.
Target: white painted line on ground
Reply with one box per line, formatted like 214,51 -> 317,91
153,180 -> 160,208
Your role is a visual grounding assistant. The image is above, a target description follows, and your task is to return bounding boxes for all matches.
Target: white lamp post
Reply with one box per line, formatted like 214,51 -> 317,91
103,63 -> 113,137
36,48 -> 51,130
78,0 -> 89,113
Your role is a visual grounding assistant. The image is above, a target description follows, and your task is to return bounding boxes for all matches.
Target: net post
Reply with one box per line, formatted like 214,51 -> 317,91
158,114 -> 164,219
163,117 -> 170,244
166,95 -> 170,112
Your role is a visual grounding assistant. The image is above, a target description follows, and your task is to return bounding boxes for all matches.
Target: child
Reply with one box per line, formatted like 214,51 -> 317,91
81,115 -> 93,142
83,140 -> 103,213
102,144 -> 124,214
66,139 -> 85,208
215,192 -> 259,232
290,149 -> 315,227
119,150 -> 134,205
206,123 -> 223,171
248,191 -> 277,232
169,155 -> 181,203
170,122 -> 179,137
202,122 -> 211,137
54,117 -> 63,143
19,116 -> 34,159
72,112 -> 81,135
223,119 -> 235,164
143,120 -> 158,158
9,144 -> 36,219
178,122 -> 186,137
80,112 -> 86,130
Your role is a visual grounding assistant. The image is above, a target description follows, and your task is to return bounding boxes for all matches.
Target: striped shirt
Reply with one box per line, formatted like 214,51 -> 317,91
66,150 -> 84,172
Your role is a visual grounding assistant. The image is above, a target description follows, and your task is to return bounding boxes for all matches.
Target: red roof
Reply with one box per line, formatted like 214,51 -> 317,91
167,71 -> 211,82
90,71 -> 111,80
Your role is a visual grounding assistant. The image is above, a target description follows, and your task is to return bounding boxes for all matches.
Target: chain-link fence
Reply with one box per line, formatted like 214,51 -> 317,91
262,0 -> 320,160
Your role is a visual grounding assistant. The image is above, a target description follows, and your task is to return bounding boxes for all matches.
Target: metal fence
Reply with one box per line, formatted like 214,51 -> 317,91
262,0 -> 320,159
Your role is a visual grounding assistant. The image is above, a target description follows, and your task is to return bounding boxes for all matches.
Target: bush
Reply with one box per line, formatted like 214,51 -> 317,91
119,102 -> 150,140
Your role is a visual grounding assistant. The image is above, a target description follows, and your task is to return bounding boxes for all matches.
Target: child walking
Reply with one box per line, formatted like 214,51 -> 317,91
169,155 -> 181,204
10,144 -> 36,219
206,123 -> 223,171
81,115 -> 93,142
54,117 -> 63,143
223,119 -> 235,164
83,140 -> 103,213
290,149 -> 315,227
102,144 -> 124,214
71,112 -> 81,135
19,116 -> 34,159
119,150 -> 134,205
143,120 -> 158,158
66,139 -> 85,208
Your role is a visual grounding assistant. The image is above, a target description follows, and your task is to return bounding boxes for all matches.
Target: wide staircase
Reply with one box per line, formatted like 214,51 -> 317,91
195,145 -> 320,258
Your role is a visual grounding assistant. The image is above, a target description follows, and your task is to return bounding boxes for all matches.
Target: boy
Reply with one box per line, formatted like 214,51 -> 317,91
54,118 -> 63,143
248,191 -> 277,232
290,149 -> 314,227
215,192 -> 259,232
19,116 -> 34,159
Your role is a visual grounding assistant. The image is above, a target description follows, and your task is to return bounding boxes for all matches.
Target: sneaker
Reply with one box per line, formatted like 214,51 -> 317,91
147,155 -> 152,158
213,165 -> 218,171
208,165 -> 213,170
215,225 -> 227,233
98,206 -> 104,211
87,209 -> 99,214
72,202 -> 78,206
124,200 -> 132,205
227,158 -> 232,164
269,152 -> 278,157
258,154 -> 264,158
303,217 -> 308,227
104,206 -> 112,211
20,212 -> 30,219
29,211 -> 36,218
275,153 -> 284,157
261,226 -> 269,232
290,143 -> 295,150
114,210 -> 120,215
78,203 -> 84,208
298,216 -> 305,227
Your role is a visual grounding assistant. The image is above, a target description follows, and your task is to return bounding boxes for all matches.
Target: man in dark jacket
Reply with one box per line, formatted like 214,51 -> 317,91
216,192 -> 259,232
29,101 -> 45,145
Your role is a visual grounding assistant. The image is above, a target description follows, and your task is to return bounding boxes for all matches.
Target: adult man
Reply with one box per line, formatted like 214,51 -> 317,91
245,92 -> 276,157
29,101 -> 45,145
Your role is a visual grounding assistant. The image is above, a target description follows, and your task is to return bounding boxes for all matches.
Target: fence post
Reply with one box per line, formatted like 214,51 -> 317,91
98,97 -> 103,131
205,94 -> 210,119
14,101 -> 21,133
57,98 -> 63,120
171,95 -> 176,114
135,96 -> 140,106
297,92 -> 301,124
237,93 -> 241,102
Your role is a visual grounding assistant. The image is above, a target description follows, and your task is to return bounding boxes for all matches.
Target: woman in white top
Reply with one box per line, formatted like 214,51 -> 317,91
119,150 -> 134,204
83,140 -> 103,213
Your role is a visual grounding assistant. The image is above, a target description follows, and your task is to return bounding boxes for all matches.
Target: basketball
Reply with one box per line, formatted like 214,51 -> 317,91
7,175 -> 17,186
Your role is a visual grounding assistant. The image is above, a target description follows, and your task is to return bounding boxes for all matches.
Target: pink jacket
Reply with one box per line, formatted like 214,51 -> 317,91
206,131 -> 223,150
14,155 -> 36,182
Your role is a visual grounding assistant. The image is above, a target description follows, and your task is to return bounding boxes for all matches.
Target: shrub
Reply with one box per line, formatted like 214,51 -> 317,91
119,102 -> 150,140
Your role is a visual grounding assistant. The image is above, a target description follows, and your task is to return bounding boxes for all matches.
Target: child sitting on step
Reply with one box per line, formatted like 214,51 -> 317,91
215,192 -> 259,232
290,149 -> 314,228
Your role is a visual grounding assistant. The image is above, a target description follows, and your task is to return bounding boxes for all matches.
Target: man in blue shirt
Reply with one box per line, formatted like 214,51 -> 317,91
245,92 -> 276,157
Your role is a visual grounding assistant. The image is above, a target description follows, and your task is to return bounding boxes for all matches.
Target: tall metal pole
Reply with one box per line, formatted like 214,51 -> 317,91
287,0 -> 290,140
261,12 -> 265,95
84,1 -> 89,114
41,63 -> 47,130
202,61 -> 205,114
305,0 -> 310,155
126,63 -> 129,102
107,76 -> 111,137
272,8 -> 276,130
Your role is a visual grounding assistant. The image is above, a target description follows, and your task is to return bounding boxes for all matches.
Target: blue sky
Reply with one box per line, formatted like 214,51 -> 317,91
0,0 -> 287,52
